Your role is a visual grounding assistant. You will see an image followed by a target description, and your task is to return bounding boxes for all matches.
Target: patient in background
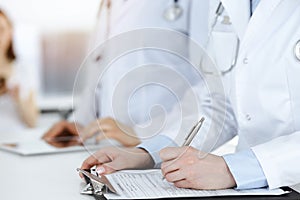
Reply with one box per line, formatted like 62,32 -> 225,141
0,9 -> 39,132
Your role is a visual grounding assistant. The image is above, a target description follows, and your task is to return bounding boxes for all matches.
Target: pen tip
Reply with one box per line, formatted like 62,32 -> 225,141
200,117 -> 205,122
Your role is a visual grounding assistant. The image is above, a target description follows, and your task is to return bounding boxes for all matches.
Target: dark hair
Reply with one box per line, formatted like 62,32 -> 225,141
0,9 -> 16,61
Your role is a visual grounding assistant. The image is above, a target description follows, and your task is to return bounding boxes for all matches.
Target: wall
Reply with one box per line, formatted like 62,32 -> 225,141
0,0 -> 100,109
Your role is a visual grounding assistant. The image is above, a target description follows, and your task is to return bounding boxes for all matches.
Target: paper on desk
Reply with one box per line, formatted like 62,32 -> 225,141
104,169 -> 287,199
0,138 -> 121,156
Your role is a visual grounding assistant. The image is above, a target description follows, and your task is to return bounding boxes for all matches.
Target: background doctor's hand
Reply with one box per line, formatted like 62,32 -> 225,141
160,147 -> 236,190
80,117 -> 141,147
42,121 -> 83,148
11,86 -> 39,128
80,146 -> 154,176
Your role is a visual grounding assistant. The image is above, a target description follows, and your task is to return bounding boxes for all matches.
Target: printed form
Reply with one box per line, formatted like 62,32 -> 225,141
104,169 -> 287,199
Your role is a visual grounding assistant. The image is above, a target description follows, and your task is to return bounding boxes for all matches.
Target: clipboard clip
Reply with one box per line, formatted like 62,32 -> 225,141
77,168 -> 117,196
77,168 -> 105,195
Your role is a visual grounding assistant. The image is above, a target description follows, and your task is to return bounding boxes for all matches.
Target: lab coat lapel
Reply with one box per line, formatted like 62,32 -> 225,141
241,0 -> 283,50
221,0 -> 250,41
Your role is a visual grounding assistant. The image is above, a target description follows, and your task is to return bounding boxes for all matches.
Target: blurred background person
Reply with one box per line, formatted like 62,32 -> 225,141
0,9 -> 39,132
42,0 -> 207,147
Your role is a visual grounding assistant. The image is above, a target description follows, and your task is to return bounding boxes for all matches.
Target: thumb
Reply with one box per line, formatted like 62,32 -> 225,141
97,156 -> 127,174
96,164 -> 117,175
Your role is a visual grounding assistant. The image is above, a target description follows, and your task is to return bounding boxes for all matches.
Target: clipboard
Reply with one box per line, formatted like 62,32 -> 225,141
92,187 -> 299,200
77,169 -> 300,200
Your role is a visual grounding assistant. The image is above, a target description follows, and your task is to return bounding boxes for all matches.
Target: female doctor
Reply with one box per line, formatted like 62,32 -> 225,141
43,0 -> 207,147
81,0 -> 300,190
0,9 -> 39,131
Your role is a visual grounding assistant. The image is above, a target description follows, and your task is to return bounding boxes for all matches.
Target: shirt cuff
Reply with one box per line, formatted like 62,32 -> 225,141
137,135 -> 178,168
223,149 -> 268,189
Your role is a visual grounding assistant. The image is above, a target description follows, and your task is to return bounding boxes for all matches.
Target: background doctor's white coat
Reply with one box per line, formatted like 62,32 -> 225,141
72,0 -> 209,140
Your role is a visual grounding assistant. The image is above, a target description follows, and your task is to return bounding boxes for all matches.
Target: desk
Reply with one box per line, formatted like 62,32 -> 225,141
0,114 -> 299,200
0,113 -> 92,200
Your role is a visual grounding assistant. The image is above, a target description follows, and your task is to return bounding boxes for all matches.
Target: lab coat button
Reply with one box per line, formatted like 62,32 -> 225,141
96,83 -> 102,90
243,58 -> 249,64
245,114 -> 251,121
95,55 -> 102,62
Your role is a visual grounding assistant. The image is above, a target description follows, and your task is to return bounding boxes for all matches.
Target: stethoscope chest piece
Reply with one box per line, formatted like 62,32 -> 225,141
164,2 -> 183,21
295,40 -> 300,61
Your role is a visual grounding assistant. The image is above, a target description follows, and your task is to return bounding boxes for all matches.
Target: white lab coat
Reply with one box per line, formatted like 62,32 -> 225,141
0,62 -> 36,132
157,0 -> 300,189
223,0 -> 300,189
204,0 -> 300,189
72,0 -> 208,138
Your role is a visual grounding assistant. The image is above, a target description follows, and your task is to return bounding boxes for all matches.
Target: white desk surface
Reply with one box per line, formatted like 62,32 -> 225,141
0,113 -> 92,200
0,113 -> 299,200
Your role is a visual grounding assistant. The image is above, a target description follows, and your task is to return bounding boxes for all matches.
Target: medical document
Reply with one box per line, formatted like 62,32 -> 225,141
104,170 -> 287,199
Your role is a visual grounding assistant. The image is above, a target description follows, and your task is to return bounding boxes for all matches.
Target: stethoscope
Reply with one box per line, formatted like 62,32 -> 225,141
163,1 -> 239,75
164,0 -> 183,21
203,2 -> 300,76
163,1 -> 238,75
201,2 -> 240,76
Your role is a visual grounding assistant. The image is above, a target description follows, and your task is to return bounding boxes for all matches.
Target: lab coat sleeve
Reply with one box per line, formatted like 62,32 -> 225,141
137,135 -> 178,168
136,85 -> 202,168
192,92 -> 238,153
223,133 -> 300,190
136,82 -> 238,167
251,132 -> 300,189
70,84 -> 98,127
223,149 -> 268,189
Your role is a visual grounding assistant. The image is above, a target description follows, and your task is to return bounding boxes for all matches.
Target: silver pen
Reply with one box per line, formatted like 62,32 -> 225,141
162,117 -> 205,180
182,117 -> 205,146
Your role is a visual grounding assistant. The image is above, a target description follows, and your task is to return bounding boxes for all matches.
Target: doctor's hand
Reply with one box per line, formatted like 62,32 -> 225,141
80,146 -> 154,176
42,121 -> 83,148
12,87 -> 39,128
8,85 -> 20,101
80,117 -> 141,147
160,147 -> 236,190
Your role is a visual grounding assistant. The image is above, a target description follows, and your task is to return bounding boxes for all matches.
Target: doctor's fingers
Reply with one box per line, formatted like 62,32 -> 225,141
81,120 -> 113,141
46,139 -> 80,148
98,158 -> 128,174
160,146 -> 193,162
161,159 -> 182,177
80,123 -> 100,141
164,169 -> 186,183
81,150 -> 112,170
43,121 -> 72,139
173,179 -> 192,189
98,148 -> 149,174
43,122 -> 64,139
